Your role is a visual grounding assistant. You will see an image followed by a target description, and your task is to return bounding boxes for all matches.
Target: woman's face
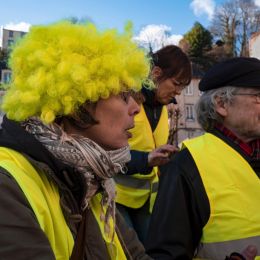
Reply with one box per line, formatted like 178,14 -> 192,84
151,66 -> 187,105
75,93 -> 140,150
155,77 -> 186,105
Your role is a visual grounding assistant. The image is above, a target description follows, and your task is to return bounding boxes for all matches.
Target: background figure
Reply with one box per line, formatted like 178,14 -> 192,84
0,22 -> 153,259
145,57 -> 260,259
114,45 -> 192,243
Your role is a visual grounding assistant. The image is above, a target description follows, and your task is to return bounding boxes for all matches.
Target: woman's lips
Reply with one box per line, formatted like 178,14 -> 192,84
126,130 -> 133,138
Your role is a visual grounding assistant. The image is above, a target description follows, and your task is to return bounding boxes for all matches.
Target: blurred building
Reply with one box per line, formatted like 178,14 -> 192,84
174,63 -> 204,145
1,69 -> 11,84
0,28 -> 27,84
2,28 -> 27,50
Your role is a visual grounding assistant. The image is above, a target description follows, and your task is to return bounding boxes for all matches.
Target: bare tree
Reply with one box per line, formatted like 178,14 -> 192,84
237,0 -> 260,56
210,0 -> 239,57
210,0 -> 260,57
134,25 -> 177,52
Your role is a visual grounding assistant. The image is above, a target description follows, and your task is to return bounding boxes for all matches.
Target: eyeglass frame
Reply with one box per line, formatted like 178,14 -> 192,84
233,92 -> 260,103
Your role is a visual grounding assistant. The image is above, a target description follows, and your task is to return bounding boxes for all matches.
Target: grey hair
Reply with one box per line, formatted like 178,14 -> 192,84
196,86 -> 240,131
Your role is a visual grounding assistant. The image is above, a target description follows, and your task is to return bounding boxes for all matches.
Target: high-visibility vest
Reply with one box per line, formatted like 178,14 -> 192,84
0,147 -> 126,260
183,133 -> 260,260
0,147 -> 74,260
115,105 -> 169,212
90,194 -> 127,260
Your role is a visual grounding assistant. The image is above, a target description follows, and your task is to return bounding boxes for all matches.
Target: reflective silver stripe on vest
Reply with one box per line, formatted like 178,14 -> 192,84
114,175 -> 158,192
197,235 -> 260,260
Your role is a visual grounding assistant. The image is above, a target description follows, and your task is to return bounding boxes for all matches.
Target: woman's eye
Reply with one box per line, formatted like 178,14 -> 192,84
120,92 -> 130,103
119,90 -> 144,104
172,79 -> 181,86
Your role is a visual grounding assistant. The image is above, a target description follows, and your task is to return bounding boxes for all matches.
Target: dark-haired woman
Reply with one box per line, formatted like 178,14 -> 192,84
114,45 -> 192,243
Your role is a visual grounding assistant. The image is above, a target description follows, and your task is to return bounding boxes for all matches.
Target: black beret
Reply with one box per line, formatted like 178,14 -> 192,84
199,57 -> 260,91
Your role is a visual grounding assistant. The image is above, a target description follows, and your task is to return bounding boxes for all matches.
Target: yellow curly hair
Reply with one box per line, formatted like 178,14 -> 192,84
2,21 -> 150,123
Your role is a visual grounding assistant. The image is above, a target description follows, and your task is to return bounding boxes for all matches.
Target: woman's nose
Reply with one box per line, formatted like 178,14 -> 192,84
129,97 -> 140,116
175,89 -> 182,95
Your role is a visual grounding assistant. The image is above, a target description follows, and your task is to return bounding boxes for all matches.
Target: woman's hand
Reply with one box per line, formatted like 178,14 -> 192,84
148,144 -> 178,167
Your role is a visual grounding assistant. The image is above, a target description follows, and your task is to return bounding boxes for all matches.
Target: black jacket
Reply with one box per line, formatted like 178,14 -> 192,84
145,129 -> 260,259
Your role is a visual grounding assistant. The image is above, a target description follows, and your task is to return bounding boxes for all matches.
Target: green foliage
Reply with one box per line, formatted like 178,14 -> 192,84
0,49 -> 8,65
183,22 -> 213,58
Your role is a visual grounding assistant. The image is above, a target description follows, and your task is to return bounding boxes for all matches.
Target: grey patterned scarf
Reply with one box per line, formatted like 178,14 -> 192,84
22,118 -> 130,235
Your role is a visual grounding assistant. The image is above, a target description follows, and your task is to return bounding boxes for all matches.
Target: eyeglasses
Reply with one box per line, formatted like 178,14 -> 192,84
234,92 -> 260,103
119,90 -> 145,104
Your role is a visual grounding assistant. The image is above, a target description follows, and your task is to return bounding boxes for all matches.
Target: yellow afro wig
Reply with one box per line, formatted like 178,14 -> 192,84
2,21 -> 150,123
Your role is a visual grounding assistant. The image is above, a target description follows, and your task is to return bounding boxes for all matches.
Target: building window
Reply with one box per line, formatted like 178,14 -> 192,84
2,71 -> 11,83
185,104 -> 195,121
9,31 -> 14,38
7,39 -> 14,46
20,31 -> 26,37
184,84 -> 193,96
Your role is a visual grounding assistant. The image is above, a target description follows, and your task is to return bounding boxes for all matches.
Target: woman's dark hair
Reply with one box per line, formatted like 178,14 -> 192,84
55,90 -> 144,130
56,103 -> 99,130
151,45 -> 192,85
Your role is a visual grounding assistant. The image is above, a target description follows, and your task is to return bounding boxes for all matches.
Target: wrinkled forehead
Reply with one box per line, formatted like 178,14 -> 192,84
236,87 -> 260,93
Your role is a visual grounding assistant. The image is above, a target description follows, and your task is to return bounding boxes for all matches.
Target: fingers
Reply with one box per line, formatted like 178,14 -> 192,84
156,144 -> 179,153
156,144 -> 179,160
241,245 -> 257,260
148,144 -> 180,167
148,156 -> 170,167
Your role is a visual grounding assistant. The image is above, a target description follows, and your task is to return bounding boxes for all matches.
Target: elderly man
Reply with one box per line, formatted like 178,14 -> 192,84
145,57 -> 260,260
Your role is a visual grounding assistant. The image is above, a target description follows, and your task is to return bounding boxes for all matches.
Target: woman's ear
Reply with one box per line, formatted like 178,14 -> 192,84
215,96 -> 228,117
151,66 -> 162,81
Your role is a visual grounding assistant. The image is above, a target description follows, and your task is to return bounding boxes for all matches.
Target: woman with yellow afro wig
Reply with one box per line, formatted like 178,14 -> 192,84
0,21 -> 152,260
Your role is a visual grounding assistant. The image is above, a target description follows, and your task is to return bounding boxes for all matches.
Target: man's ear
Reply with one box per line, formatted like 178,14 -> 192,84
215,96 -> 228,117
151,66 -> 162,81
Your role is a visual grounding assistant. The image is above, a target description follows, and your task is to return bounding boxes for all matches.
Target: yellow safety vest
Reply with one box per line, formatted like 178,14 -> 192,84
115,105 -> 169,212
90,194 -> 126,260
0,147 -> 74,260
183,133 -> 260,260
0,147 -> 126,260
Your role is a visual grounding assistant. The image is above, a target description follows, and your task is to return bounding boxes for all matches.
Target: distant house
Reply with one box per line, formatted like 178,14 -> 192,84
0,28 -> 27,84
0,43 -> 10,84
174,62 -> 204,145
2,28 -> 27,50
1,68 -> 11,84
